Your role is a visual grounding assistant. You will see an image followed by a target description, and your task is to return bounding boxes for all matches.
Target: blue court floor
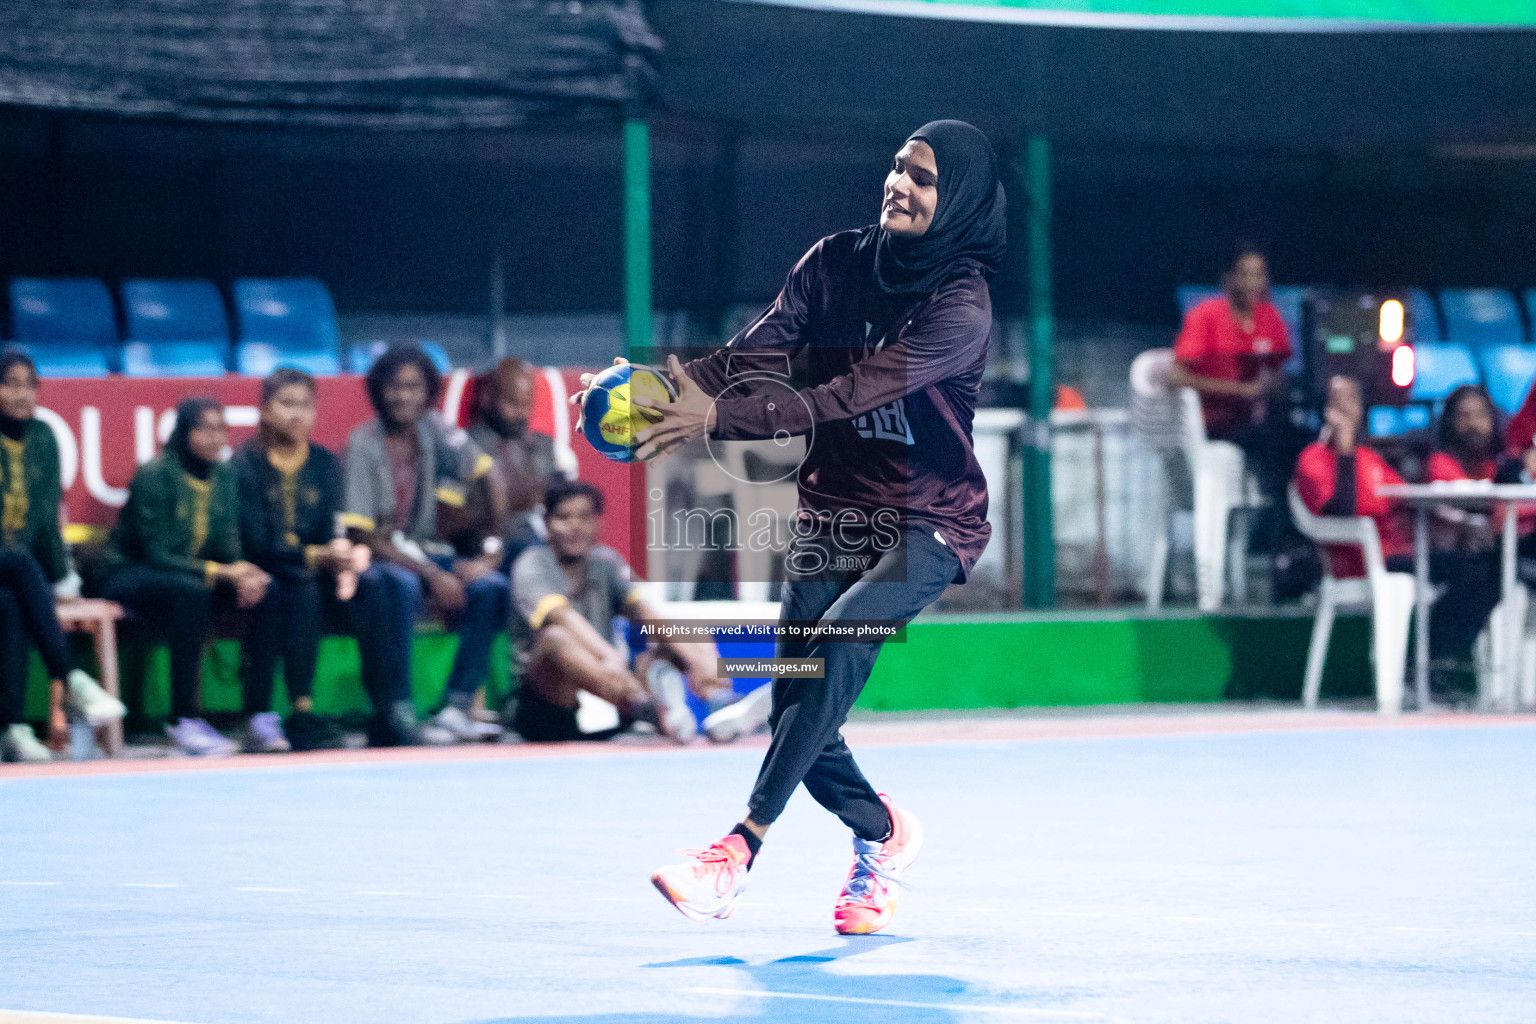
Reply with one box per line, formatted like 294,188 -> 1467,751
2,714 -> 1535,1023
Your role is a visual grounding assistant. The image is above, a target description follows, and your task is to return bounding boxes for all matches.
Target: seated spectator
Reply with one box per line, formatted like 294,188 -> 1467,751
342,346 -> 506,745
88,398 -> 270,756
1295,376 -> 1498,682
1426,385 -> 1526,550
509,479 -> 725,744
1168,242 -> 1295,567
0,348 -> 124,762
468,358 -> 563,572
234,368 -> 381,752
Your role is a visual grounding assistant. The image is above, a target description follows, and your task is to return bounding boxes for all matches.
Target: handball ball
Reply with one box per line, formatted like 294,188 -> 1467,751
581,363 -> 678,463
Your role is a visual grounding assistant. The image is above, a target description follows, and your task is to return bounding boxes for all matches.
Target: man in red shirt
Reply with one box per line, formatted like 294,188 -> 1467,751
1169,244 -> 1292,443
1170,243 -> 1295,589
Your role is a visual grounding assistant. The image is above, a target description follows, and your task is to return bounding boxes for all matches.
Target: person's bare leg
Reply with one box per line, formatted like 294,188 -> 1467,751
525,625 -> 646,714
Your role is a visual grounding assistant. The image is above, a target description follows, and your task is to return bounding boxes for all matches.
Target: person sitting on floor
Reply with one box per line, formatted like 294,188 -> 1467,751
233,368 -> 380,753
1294,376 -> 1498,699
89,397 -> 271,756
0,348 -> 124,763
508,478 -> 726,744
342,345 -> 505,745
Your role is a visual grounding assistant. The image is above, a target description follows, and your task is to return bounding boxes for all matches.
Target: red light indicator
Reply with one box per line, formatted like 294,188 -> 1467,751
1391,345 -> 1415,388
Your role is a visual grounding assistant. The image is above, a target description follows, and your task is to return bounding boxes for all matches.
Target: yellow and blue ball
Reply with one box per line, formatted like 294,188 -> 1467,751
581,363 -> 678,463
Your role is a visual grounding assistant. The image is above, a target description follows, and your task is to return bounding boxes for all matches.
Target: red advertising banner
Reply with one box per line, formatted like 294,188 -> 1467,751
34,368 -> 642,568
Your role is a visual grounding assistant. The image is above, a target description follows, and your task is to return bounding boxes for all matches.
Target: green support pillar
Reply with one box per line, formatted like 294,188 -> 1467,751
1023,134 -> 1055,608
623,116 -> 653,358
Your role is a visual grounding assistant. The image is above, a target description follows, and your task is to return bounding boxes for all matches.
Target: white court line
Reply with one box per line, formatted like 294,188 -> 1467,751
119,884 -> 182,889
0,1012 -> 204,1024
0,881 -> 58,886
355,890 -> 421,897
235,887 -> 303,893
683,988 -> 1106,1019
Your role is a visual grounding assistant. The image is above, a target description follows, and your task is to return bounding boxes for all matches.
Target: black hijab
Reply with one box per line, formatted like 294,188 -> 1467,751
165,396 -> 223,481
859,120 -> 1007,297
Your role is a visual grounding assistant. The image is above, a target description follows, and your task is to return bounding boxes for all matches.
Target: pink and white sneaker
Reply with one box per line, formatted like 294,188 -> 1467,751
651,833 -> 753,921
834,796 -> 923,935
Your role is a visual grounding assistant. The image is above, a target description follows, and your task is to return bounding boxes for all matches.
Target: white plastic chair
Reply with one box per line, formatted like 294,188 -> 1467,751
1288,484 -> 1417,715
1130,348 -> 1258,611
1475,585 -> 1535,712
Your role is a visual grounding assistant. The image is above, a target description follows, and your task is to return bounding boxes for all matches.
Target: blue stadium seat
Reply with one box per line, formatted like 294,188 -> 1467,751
348,340 -> 452,375
1440,288 -> 1526,346
122,280 -> 230,377
1406,288 -> 1443,343
1176,285 -> 1222,315
9,278 -> 114,377
348,340 -> 386,375
1368,404 -> 1432,439
233,278 -> 342,376
1410,342 -> 1482,402
1476,344 -> 1536,416
235,342 -> 340,377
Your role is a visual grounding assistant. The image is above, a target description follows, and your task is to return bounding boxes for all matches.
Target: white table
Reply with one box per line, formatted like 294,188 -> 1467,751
1377,481 -> 1536,711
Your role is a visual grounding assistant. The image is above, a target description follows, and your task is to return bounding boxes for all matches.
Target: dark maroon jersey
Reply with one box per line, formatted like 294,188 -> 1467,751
682,229 -> 992,581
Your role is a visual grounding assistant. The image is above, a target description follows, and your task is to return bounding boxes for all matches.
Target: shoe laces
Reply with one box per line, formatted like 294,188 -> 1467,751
679,841 -> 747,891
838,843 -> 905,906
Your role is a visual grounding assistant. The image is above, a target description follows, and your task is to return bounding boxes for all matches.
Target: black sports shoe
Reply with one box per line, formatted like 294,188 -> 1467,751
284,711 -> 343,752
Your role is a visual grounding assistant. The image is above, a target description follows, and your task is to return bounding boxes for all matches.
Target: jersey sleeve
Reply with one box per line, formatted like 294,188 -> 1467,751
511,546 -> 570,631
710,279 -> 991,441
681,239 -> 822,401
1293,443 -> 1337,515
1173,302 -> 1213,364
341,430 -> 382,533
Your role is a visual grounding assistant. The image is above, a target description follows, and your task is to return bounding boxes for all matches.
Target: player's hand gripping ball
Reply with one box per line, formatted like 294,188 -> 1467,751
580,363 -> 678,463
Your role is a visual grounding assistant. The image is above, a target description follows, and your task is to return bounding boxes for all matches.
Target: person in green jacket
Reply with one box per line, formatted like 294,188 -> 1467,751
92,396 -> 270,757
0,348 -> 124,763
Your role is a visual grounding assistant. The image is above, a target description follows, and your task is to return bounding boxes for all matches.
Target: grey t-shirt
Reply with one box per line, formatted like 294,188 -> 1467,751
510,543 -> 639,659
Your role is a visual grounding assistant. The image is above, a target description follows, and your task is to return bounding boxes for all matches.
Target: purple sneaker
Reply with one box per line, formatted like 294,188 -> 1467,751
243,712 -> 292,753
167,718 -> 238,757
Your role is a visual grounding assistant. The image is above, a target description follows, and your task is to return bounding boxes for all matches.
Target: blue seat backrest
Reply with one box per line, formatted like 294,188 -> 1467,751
123,280 -> 230,343
1176,285 -> 1222,316
1368,404 -> 1432,438
1411,342 -> 1482,402
233,278 -> 340,351
1406,288 -> 1443,343
10,278 -> 116,345
1440,288 -> 1525,346
1476,344 -> 1536,416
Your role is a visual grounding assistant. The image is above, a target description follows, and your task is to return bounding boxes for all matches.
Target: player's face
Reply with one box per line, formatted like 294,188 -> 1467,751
0,362 -> 38,421
187,408 -> 228,464
546,494 -> 599,560
1453,393 -> 1494,447
498,375 -> 533,435
881,140 -> 938,237
1229,254 -> 1269,305
383,363 -> 429,428
262,383 -> 317,446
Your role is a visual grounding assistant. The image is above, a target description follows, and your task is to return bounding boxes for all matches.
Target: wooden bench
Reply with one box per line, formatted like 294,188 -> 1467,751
54,598 -> 125,756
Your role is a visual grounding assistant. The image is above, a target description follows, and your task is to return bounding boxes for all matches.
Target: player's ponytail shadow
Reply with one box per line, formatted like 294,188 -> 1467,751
463,935 -> 1073,1023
